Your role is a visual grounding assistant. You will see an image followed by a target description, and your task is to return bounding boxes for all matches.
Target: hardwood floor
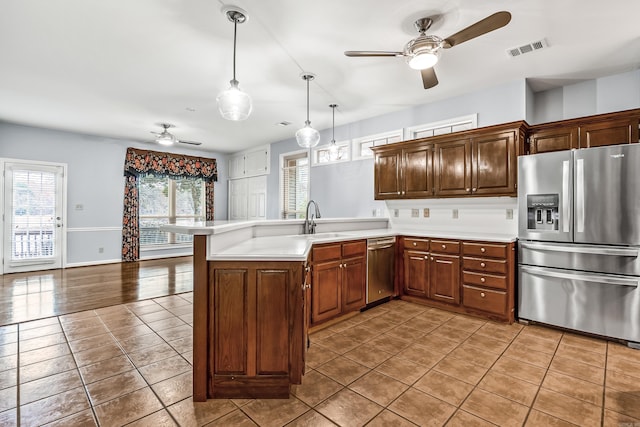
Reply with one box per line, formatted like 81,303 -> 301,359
0,257 -> 193,326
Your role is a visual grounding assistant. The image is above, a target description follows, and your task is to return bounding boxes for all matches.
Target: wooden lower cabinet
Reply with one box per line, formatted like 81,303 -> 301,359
205,260 -> 305,399
400,236 -> 515,323
310,240 -> 366,326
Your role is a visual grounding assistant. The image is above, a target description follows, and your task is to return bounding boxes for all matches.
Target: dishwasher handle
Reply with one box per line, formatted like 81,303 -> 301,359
368,244 -> 394,250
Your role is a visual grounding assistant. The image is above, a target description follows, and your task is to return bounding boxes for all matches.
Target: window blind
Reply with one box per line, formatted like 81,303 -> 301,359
281,155 -> 309,219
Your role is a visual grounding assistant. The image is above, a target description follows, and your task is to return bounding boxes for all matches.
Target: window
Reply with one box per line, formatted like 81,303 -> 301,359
351,130 -> 403,160
311,141 -> 350,165
405,114 -> 478,140
281,152 -> 309,219
139,174 -> 205,246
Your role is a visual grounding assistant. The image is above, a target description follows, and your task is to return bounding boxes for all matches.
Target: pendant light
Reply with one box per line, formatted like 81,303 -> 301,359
328,104 -> 340,160
295,74 -> 320,148
216,7 -> 252,121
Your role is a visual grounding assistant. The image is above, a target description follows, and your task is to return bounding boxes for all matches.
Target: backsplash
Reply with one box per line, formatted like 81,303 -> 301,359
385,197 -> 518,235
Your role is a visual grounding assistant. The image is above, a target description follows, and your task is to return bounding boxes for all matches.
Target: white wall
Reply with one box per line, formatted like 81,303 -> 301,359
0,122 -> 228,266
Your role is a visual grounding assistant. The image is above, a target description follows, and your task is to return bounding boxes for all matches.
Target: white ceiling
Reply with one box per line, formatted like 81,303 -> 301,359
1,0 -> 639,153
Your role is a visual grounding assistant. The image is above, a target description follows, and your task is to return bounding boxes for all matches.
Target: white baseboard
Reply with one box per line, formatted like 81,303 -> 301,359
65,258 -> 122,268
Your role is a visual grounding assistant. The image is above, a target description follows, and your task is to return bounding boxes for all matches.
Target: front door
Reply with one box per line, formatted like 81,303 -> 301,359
3,161 -> 65,273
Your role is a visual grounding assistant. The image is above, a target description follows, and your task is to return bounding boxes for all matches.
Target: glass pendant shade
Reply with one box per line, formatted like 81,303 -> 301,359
217,80 -> 252,121
328,141 -> 339,160
295,121 -> 320,148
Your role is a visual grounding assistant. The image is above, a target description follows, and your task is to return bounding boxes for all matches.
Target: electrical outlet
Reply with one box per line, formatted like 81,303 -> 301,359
452,209 -> 459,219
411,209 -> 419,218
393,209 -> 399,218
75,204 -> 84,211
506,208 -> 514,220
423,208 -> 430,218
98,247 -> 104,253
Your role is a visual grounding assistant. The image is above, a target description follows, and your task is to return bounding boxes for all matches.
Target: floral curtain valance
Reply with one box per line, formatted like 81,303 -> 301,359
124,147 -> 218,181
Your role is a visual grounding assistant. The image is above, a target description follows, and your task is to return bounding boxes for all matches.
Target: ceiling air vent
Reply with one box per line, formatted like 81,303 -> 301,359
507,39 -> 548,58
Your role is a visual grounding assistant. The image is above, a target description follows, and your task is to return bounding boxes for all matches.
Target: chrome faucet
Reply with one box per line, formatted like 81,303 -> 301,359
303,200 -> 321,234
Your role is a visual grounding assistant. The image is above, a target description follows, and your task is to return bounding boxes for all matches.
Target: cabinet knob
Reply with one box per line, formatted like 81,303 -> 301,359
442,244 -> 446,249
466,188 -> 470,192
480,292 -> 486,298
472,187 -> 477,192
480,277 -> 486,283
424,256 -> 428,260
413,242 -> 417,246
480,262 -> 486,268
397,191 -> 401,195
430,257 -> 434,261
480,247 -> 486,253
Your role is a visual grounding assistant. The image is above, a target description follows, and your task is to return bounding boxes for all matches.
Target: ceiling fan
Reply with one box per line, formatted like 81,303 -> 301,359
150,123 -> 202,146
344,11 -> 511,89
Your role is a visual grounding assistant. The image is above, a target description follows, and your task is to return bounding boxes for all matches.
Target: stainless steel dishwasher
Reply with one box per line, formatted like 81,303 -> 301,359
367,237 -> 396,304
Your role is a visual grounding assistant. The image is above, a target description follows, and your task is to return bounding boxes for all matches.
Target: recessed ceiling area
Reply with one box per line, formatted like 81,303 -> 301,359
0,0 -> 639,153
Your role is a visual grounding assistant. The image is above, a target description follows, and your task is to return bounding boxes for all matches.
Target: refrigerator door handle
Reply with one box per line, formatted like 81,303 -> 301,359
520,242 -> 639,257
576,158 -> 585,233
520,265 -> 639,288
562,160 -> 570,233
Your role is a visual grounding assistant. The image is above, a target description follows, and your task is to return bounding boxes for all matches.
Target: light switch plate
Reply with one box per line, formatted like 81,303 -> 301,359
411,209 -> 419,218
394,209 -> 399,218
452,209 -> 459,219
506,208 -> 514,220
423,208 -> 430,218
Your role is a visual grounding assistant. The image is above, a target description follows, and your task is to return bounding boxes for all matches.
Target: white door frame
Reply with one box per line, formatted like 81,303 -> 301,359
1,158 -> 68,275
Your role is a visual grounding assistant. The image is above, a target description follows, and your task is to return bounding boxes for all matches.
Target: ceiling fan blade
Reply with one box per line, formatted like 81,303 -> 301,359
178,140 -> 202,146
443,11 -> 511,48
344,51 -> 404,57
421,68 -> 438,89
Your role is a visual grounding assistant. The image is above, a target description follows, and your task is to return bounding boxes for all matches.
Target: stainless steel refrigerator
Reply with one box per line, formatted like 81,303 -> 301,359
518,144 -> 640,346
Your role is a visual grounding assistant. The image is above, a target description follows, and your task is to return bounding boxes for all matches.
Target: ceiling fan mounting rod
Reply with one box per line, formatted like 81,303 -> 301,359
414,17 -> 433,34
225,8 -> 247,84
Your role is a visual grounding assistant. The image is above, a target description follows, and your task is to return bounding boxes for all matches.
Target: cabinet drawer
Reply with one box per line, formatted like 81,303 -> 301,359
342,240 -> 366,258
312,244 -> 341,262
463,285 -> 507,316
462,271 -> 507,290
404,237 -> 429,251
462,257 -> 507,275
462,242 -> 508,258
430,239 -> 460,255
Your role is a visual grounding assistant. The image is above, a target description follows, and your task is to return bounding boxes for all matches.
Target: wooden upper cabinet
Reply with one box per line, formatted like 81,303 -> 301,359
434,139 -> 472,196
374,149 -> 402,199
579,118 -> 639,148
472,131 -> 517,195
374,144 -> 433,199
529,126 -> 578,154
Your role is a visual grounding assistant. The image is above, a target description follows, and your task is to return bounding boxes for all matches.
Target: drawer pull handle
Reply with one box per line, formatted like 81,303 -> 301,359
442,244 -> 446,249
481,248 -> 486,253
480,262 -> 486,268
424,256 -> 428,260
431,257 -> 434,261
480,277 -> 486,283
480,292 -> 486,298
413,242 -> 417,246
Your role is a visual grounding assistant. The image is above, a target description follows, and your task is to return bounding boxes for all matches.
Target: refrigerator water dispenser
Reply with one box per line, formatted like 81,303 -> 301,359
526,194 -> 559,231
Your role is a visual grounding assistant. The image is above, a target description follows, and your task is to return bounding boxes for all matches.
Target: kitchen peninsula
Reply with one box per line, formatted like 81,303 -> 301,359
164,217 -> 517,401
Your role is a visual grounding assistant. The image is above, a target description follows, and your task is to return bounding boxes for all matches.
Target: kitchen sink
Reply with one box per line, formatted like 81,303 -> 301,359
302,232 -> 349,239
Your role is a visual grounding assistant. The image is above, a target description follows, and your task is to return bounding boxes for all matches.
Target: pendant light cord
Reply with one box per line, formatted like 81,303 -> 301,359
332,105 -> 335,142
306,78 -> 310,124
232,18 -> 238,82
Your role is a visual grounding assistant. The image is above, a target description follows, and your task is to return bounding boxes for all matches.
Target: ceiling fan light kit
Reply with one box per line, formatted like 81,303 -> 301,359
295,73 -> 320,148
344,11 -> 511,89
217,6 -> 252,121
155,123 -> 178,146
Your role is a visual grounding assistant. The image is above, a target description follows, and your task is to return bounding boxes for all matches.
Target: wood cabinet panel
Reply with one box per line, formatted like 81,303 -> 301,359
429,239 -> 460,255
311,260 -> 342,323
462,257 -> 507,275
312,244 -> 342,262
404,237 -> 429,251
256,269 -> 289,375
472,131 -> 516,195
214,269 -> 247,375
429,254 -> 460,305
462,242 -> 508,258
374,150 -> 402,198
462,285 -> 507,316
403,250 -> 429,298
434,139 -> 472,196
462,271 -> 507,290
403,144 -> 434,198
579,119 -> 639,148
342,257 -> 366,312
342,241 -> 366,258
529,127 -> 578,154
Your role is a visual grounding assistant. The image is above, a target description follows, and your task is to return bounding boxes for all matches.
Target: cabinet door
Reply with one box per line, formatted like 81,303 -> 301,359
434,139 -> 472,196
403,144 -> 434,198
228,179 -> 248,220
245,148 -> 270,177
429,254 -> 460,305
311,260 -> 342,324
228,155 -> 245,179
342,256 -> 366,312
471,131 -> 516,196
247,176 -> 267,220
579,119 -> 639,148
403,250 -> 428,298
529,127 -> 578,153
374,150 -> 402,199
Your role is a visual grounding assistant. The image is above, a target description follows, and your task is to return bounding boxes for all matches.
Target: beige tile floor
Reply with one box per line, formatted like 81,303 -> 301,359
0,295 -> 639,426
